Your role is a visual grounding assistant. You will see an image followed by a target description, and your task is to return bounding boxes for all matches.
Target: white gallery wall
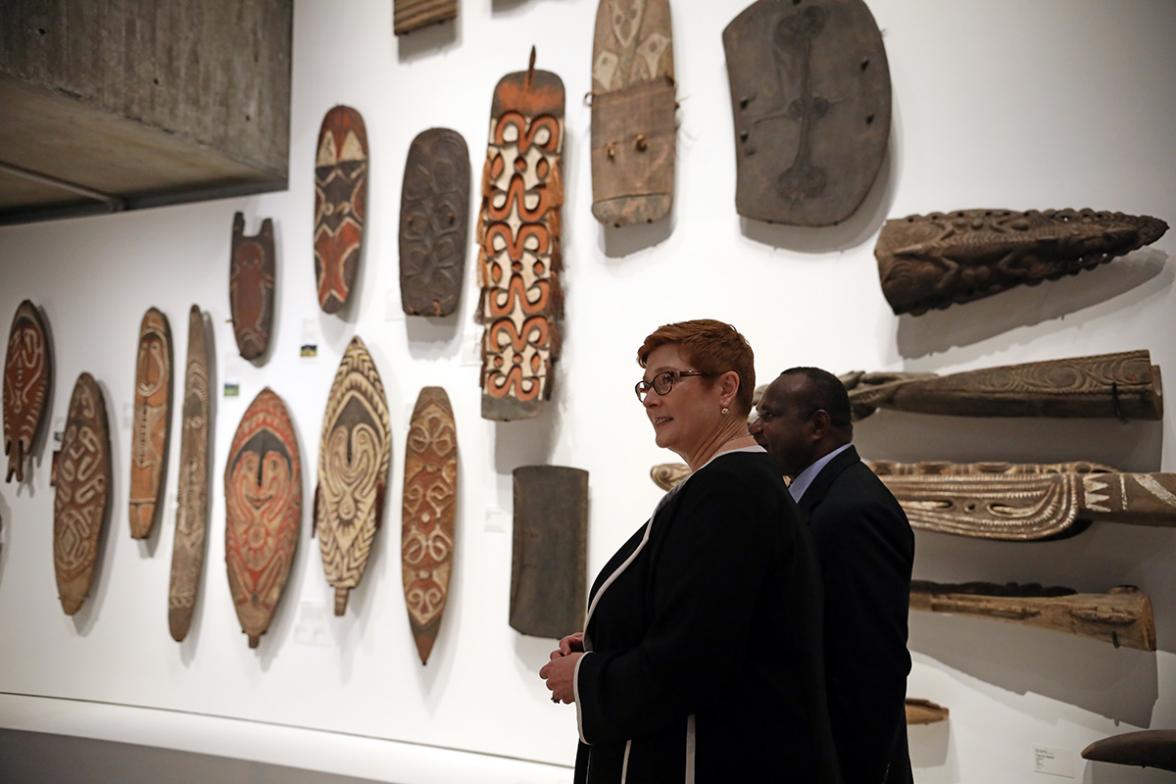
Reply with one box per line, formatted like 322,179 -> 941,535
1,1 -> 1175,782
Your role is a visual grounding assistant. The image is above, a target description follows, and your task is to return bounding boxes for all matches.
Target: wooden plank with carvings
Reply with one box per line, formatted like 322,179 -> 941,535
129,307 -> 173,539
1082,730 -> 1176,773
314,336 -> 391,616
314,106 -> 368,314
402,387 -> 458,664
224,388 -> 301,648
53,373 -> 112,615
905,698 -> 949,726
477,49 -> 565,421
876,209 -> 1169,315
167,306 -> 212,642
229,212 -> 276,361
4,299 -> 52,483
394,0 -> 457,36
910,581 -> 1155,651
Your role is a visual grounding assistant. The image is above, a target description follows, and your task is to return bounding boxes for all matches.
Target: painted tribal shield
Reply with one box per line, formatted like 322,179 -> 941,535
4,300 -> 52,483
314,106 -> 368,314
402,387 -> 458,664
723,0 -> 891,226
477,50 -> 566,421
225,388 -> 301,648
314,336 -> 390,616
53,373 -> 111,615
400,128 -> 470,317
168,306 -> 212,642
129,307 -> 173,539
591,0 -> 676,226
229,212 -> 276,361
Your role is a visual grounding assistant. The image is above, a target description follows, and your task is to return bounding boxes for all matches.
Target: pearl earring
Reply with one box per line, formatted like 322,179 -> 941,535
721,407 -> 729,415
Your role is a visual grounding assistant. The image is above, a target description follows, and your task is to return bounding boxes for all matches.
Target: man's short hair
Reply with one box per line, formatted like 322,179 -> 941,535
780,367 -> 853,429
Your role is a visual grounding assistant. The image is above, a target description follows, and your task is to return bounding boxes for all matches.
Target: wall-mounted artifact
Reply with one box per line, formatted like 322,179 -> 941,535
315,106 -> 368,314
477,49 -> 565,421
314,336 -> 390,616
53,373 -> 111,615
911,581 -> 1155,651
651,461 -> 690,491
591,0 -> 675,227
1082,731 -> 1176,773
905,698 -> 949,726
168,306 -> 212,642
876,209 -> 1169,315
842,350 -> 1163,421
394,0 -> 458,36
869,460 -> 1176,541
510,465 -> 587,638
229,212 -> 276,361
402,386 -> 458,664
400,128 -> 470,317
4,300 -> 52,483
129,307 -> 173,539
722,0 -> 890,226
225,388 -> 301,648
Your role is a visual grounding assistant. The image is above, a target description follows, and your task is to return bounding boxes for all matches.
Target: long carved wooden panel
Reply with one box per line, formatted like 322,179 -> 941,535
168,306 -> 212,642
394,0 -> 458,36
4,299 -> 52,483
1082,731 -> 1176,773
876,209 -> 1169,315
315,106 -> 368,314
510,465 -> 587,638
591,0 -> 675,227
53,373 -> 111,615
477,50 -> 565,421
129,307 -> 173,539
315,336 -> 390,616
225,388 -> 301,648
402,386 -> 458,664
229,212 -> 276,361
905,698 -> 949,726
911,581 -> 1155,651
723,0 -> 890,226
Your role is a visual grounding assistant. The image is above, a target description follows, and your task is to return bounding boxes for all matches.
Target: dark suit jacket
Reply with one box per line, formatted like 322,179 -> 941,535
797,445 -> 915,784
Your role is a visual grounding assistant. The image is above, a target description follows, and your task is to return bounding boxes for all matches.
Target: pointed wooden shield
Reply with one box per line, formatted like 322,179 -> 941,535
591,0 -> 676,227
225,388 -> 301,648
168,306 -> 212,642
53,373 -> 111,615
4,299 -> 52,483
1083,731 -> 1176,773
129,307 -> 173,539
510,465 -> 587,638
477,50 -> 566,421
229,212 -> 276,360
402,386 -> 458,664
394,0 -> 458,35
314,106 -> 368,314
314,336 -> 390,616
723,0 -> 891,226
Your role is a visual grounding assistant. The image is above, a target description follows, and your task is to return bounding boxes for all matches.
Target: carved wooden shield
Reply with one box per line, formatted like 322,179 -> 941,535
1083,731 -> 1176,773
315,106 -> 368,314
167,306 -> 212,642
394,0 -> 458,35
723,0 -> 890,225
314,336 -> 390,616
402,386 -> 458,664
129,307 -> 172,539
229,212 -> 276,360
591,0 -> 675,226
4,299 -> 52,483
400,128 -> 470,317
224,388 -> 301,648
53,373 -> 111,615
510,465 -> 587,638
478,50 -> 565,421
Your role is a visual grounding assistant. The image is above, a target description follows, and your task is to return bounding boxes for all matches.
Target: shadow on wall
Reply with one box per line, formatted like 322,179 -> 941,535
906,721 -> 951,779
396,13 -> 460,62
1085,759 -> 1176,783
0,492 -> 9,589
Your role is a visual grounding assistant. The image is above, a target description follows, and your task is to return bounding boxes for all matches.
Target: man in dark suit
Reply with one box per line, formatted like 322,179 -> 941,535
750,367 -> 915,784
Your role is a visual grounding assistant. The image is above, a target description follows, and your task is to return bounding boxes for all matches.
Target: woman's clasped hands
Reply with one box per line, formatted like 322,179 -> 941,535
539,631 -> 584,704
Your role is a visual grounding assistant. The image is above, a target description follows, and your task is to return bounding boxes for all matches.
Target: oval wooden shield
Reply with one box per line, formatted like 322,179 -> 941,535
129,307 -> 173,539
53,373 -> 112,615
314,336 -> 390,616
224,387 -> 301,648
723,0 -> 891,226
400,128 -> 470,317
167,305 -> 212,642
402,386 -> 458,664
314,106 -> 368,314
229,212 -> 276,361
4,299 -> 52,483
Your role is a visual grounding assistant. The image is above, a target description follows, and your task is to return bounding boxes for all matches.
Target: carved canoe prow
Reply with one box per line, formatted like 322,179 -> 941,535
1082,730 -> 1176,773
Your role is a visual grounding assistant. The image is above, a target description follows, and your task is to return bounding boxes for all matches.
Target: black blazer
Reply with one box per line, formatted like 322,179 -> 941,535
797,445 -> 915,784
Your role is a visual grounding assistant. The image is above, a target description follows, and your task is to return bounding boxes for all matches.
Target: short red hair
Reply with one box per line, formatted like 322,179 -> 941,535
637,319 -> 756,415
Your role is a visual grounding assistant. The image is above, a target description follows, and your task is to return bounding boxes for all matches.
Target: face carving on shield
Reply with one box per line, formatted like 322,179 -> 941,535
314,106 -> 369,314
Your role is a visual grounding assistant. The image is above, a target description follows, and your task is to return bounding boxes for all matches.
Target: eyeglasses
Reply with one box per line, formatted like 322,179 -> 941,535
634,370 -> 710,402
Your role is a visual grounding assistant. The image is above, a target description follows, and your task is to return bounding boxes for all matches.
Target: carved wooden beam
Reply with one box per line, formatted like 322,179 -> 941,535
905,698 -> 949,725
1082,730 -> 1176,773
